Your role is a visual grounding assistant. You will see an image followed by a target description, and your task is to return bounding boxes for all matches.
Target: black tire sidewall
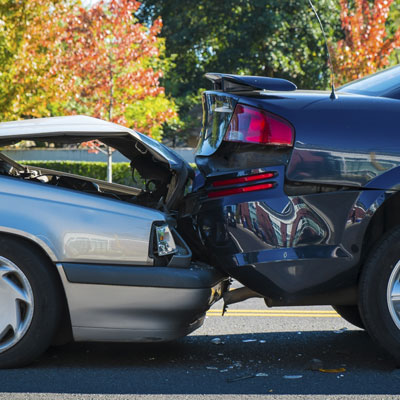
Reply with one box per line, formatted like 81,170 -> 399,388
332,305 -> 364,330
359,227 -> 400,359
0,237 -> 62,368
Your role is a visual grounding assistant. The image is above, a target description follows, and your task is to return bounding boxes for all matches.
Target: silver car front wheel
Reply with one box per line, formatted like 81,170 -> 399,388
0,256 -> 34,353
0,237 -> 63,368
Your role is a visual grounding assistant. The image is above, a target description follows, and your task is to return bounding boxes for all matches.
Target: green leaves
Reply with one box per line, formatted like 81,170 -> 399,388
139,0 -> 342,94
0,0 -> 177,141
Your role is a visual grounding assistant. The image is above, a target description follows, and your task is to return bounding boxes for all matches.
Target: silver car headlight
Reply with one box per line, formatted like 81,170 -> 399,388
154,224 -> 176,256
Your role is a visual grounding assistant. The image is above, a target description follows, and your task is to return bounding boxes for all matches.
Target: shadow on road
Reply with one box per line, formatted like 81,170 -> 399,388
0,329 -> 398,395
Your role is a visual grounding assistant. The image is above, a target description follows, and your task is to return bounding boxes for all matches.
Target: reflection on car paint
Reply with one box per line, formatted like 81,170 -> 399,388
64,232 -> 144,260
230,198 -> 327,251
288,142 -> 400,188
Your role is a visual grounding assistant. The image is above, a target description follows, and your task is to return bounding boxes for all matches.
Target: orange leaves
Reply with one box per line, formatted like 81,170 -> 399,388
334,0 -> 400,85
52,0 -> 171,133
1,0 -> 177,141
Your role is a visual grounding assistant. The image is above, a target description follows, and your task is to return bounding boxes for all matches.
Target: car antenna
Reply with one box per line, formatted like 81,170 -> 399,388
308,0 -> 338,100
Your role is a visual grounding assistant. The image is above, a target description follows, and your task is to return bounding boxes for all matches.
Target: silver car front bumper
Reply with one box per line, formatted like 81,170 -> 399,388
57,262 -> 227,342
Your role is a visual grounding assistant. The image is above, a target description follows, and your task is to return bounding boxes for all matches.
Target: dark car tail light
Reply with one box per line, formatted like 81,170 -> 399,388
208,182 -> 274,198
224,104 -> 294,146
211,172 -> 275,187
207,171 -> 276,198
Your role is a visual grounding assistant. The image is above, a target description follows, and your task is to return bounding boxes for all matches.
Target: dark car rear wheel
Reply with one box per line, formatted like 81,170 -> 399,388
332,305 -> 364,329
0,237 -> 62,368
359,226 -> 400,361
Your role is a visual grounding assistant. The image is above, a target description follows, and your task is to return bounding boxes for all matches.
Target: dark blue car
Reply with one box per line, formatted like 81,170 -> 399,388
183,65 -> 400,361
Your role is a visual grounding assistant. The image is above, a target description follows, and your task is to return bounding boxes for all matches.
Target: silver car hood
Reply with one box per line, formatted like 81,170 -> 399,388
0,116 -> 193,210
0,116 -> 189,170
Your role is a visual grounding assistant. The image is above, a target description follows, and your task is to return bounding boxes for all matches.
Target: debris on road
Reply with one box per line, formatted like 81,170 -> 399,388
319,368 -> 346,373
242,339 -> 257,343
333,327 -> 348,334
255,372 -> 269,377
283,375 -> 303,379
211,338 -> 224,345
206,366 -> 219,370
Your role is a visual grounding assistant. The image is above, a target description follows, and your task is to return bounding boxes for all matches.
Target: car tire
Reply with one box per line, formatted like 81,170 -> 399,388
359,226 -> 400,361
0,237 -> 63,368
332,305 -> 364,329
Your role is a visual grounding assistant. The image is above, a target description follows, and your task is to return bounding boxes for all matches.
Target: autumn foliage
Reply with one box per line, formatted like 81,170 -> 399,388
57,0 -> 177,138
1,0 -> 177,141
333,0 -> 400,85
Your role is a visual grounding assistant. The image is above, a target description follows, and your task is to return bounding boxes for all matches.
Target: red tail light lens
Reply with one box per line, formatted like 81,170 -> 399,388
224,104 -> 294,146
207,183 -> 274,198
211,172 -> 275,187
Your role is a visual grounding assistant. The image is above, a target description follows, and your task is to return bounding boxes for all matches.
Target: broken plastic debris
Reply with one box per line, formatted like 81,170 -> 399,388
319,368 -> 346,373
255,373 -> 269,377
333,327 -> 348,334
242,339 -> 257,343
211,338 -> 223,345
283,375 -> 303,379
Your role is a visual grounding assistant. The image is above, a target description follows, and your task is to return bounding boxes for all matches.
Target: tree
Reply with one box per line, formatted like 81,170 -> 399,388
137,0 -> 341,143
0,0 -> 178,142
333,0 -> 400,85
55,0 -> 178,181
138,0 -> 342,96
0,0 -> 68,121
58,0 -> 177,140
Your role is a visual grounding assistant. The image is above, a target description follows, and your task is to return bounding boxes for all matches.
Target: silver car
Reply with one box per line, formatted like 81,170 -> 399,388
0,116 -> 228,368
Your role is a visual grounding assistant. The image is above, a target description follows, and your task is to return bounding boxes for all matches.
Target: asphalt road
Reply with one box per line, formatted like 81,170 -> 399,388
1,295 -> 400,400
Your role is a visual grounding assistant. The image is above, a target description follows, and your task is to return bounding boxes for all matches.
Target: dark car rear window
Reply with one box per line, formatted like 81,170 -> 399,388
339,64 -> 400,97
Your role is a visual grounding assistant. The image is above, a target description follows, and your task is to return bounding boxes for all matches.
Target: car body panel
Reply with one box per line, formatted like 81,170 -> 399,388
0,174 -> 162,264
57,263 -> 225,342
194,165 -> 362,303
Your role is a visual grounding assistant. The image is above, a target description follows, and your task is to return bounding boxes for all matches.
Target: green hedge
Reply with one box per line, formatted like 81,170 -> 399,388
23,161 -> 135,186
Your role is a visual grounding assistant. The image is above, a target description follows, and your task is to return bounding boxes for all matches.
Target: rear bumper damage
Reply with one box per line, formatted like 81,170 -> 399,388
193,165 -> 365,306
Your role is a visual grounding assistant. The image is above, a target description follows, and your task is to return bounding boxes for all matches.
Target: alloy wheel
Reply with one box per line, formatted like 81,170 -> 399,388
0,256 -> 34,353
387,259 -> 400,331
